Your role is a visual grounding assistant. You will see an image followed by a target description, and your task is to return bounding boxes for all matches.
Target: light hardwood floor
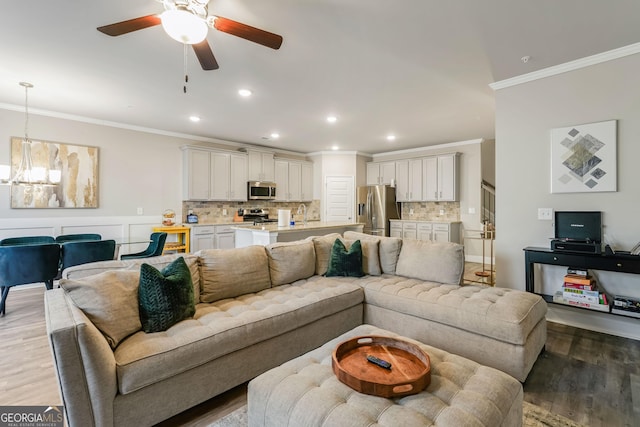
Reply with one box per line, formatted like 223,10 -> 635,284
1,265 -> 638,426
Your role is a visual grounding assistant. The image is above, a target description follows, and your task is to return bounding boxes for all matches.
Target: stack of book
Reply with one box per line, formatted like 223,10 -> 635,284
552,267 -> 610,312
612,296 -> 640,318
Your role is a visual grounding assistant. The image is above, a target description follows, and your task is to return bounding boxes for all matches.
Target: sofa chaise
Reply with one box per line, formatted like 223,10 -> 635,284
45,231 -> 546,426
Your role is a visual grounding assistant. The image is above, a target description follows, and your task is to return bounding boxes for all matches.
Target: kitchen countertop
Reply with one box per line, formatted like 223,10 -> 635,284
232,221 -> 364,233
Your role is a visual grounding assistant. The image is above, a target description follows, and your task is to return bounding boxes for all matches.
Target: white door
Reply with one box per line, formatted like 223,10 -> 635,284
324,176 -> 354,222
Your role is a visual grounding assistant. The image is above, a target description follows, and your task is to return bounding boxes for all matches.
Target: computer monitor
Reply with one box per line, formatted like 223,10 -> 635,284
554,211 -> 602,243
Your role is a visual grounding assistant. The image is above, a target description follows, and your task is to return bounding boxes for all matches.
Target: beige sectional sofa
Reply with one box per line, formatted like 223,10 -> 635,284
45,232 -> 547,427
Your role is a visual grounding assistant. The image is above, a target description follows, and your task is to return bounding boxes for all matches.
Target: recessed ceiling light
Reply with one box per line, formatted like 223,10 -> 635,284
270,133 -> 280,139
331,145 -> 339,151
386,134 -> 396,141
238,89 -> 252,97
189,116 -> 201,122
326,115 -> 337,123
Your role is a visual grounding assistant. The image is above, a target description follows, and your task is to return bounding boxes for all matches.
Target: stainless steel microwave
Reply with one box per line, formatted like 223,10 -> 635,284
247,181 -> 277,200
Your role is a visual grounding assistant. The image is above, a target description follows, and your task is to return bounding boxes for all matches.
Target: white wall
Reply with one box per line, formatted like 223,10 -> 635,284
0,109 -> 191,219
495,53 -> 640,339
0,110 -> 214,253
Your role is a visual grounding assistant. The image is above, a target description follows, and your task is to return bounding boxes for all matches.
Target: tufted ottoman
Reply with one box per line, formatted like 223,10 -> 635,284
248,324 -> 523,427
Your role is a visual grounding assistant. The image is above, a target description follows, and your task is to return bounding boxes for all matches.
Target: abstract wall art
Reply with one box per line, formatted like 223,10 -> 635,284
10,137 -> 99,208
550,120 -> 617,193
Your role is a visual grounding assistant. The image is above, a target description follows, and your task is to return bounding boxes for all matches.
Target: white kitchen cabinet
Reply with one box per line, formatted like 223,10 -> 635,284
210,152 -> 247,201
300,162 -> 313,201
395,159 -> 423,202
392,220 -> 461,243
190,225 -> 215,252
401,221 -> 417,240
182,147 -> 247,201
210,152 -> 230,200
274,159 -> 289,201
417,223 -> 432,241
248,150 -> 275,182
366,161 -> 396,185
229,154 -> 247,201
433,222 -> 462,243
216,233 -> 235,249
274,159 -> 312,201
214,224 -> 236,249
183,149 -> 211,200
390,220 -> 403,238
191,224 -> 238,251
423,153 -> 459,201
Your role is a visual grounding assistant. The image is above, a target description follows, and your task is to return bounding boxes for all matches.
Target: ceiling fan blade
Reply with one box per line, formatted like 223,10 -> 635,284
97,15 -> 161,36
213,16 -> 283,50
192,40 -> 219,70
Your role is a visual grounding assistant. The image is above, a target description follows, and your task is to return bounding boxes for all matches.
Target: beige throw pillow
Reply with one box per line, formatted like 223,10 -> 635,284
309,234 -> 381,276
341,238 -> 381,276
63,254 -> 202,303
266,240 -> 316,286
343,231 -> 402,274
60,270 -> 142,349
395,239 -> 465,285
199,246 -> 272,303
308,233 -> 342,275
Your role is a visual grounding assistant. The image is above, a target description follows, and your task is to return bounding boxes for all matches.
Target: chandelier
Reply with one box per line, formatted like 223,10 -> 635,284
0,82 -> 61,185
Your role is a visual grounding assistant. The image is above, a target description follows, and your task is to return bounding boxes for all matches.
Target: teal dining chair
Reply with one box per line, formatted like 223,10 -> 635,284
60,239 -> 117,273
120,232 -> 167,260
0,243 -> 61,316
0,236 -> 55,246
55,233 -> 102,243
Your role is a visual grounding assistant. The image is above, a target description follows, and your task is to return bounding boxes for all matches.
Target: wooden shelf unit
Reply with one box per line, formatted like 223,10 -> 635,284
153,226 -> 190,254
524,246 -> 640,318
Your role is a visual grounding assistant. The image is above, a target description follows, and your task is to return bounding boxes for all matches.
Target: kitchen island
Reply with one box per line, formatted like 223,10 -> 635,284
233,222 -> 364,247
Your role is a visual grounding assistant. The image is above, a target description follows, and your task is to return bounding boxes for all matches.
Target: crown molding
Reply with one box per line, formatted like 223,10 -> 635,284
490,42 -> 640,91
0,103 -> 307,156
371,138 -> 484,159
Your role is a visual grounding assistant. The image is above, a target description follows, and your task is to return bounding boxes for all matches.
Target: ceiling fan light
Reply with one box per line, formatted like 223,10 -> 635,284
161,9 -> 208,44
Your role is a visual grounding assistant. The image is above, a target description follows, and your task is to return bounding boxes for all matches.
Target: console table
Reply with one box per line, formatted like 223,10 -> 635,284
524,246 -> 640,309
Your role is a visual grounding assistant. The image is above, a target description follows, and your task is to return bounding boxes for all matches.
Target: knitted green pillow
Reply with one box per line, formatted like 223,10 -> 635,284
325,239 -> 364,277
138,256 -> 195,333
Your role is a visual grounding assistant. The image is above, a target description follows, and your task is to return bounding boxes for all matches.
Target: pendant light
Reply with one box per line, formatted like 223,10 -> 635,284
10,82 -> 61,186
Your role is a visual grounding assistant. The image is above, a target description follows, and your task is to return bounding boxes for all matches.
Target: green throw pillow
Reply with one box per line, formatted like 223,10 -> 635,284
138,256 -> 195,333
325,239 -> 364,277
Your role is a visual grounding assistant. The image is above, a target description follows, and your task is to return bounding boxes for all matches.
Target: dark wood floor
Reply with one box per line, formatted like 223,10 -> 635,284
1,271 -> 639,426
524,321 -> 640,426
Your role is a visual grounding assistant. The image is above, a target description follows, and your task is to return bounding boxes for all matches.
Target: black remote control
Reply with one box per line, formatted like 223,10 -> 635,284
366,355 -> 392,370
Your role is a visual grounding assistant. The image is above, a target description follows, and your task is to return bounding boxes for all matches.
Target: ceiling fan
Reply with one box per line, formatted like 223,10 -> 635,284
97,0 -> 283,70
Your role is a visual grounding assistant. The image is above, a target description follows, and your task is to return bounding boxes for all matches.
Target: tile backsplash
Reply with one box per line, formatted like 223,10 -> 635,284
400,202 -> 460,222
183,200 -> 457,223
183,200 -> 321,223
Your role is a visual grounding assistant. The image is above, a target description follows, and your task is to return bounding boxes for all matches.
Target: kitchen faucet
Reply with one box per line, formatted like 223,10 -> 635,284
297,204 -> 307,225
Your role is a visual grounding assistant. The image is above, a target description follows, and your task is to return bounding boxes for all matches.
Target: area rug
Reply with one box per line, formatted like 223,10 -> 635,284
208,401 -> 585,426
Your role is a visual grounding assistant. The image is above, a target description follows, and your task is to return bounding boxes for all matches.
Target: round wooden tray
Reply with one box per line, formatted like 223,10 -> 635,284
331,335 -> 431,398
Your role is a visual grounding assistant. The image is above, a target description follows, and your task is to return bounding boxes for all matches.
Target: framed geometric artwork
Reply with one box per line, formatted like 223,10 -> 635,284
10,137 -> 99,208
550,120 -> 617,194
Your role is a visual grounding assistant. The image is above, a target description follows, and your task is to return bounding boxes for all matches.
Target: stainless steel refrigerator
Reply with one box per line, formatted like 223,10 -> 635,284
356,185 -> 400,236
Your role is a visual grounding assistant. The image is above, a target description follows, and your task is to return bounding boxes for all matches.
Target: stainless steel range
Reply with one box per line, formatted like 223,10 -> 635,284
240,208 -> 278,225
